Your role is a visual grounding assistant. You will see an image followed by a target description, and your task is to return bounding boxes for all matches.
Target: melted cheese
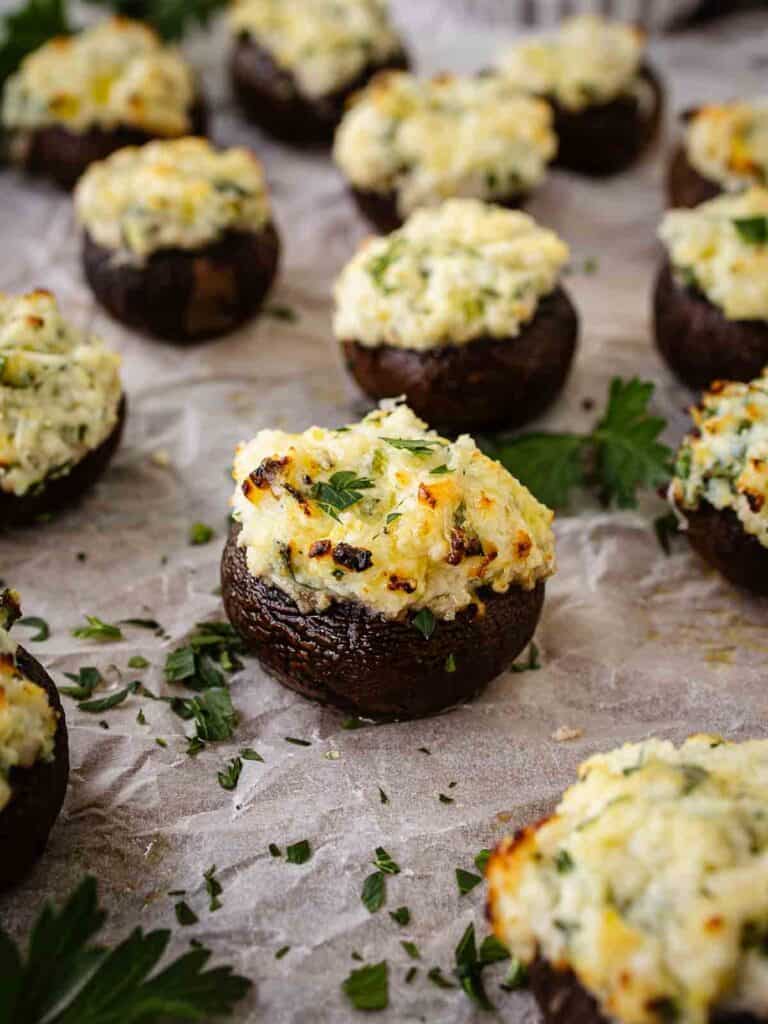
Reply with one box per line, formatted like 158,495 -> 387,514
2,17 -> 195,136
333,71 -> 556,219
686,100 -> 768,192
488,735 -> 768,1024
231,401 -> 555,619
230,0 -> 403,99
659,188 -> 768,321
671,370 -> 768,549
0,291 -> 122,497
499,14 -> 646,112
0,593 -> 57,815
334,199 -> 568,350
75,138 -> 272,261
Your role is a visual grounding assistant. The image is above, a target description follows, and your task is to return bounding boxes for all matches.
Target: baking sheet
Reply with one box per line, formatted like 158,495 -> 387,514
1,5 -> 768,1021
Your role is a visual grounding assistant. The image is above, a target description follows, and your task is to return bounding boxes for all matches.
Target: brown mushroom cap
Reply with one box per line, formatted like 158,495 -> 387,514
676,499 -> 768,597
666,143 -> 723,209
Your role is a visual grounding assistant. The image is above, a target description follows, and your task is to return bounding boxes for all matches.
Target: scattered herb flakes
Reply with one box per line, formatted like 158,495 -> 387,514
478,935 -> 509,965
187,736 -> 206,757
156,738 -> 168,748
378,786 -> 389,805
427,966 -> 456,990
418,746 -> 431,755
654,511 -> 680,555
286,840 -> 312,865
555,849 -> 575,874
389,906 -> 410,926
342,717 -> 366,730
351,951 -> 364,962
285,736 -> 311,747
438,793 -> 454,805
385,512 -> 402,525
174,900 -> 199,927
18,616 -> 49,642
429,464 -> 451,475
240,747 -> 264,762
99,720 -> 110,730
412,608 -> 436,640
342,960 -> 389,1012
78,684 -> 137,714
511,642 -> 541,673
445,653 -> 457,673
734,215 -> 768,244
137,709 -> 147,726
189,522 -> 215,546
456,868 -> 482,896
218,756 -> 243,791
454,923 -> 493,1010
264,303 -> 298,322
372,847 -> 400,875
401,941 -> 420,960
172,688 -> 238,743
501,956 -> 529,991
275,945 -> 291,960
165,621 -> 245,691
405,966 -> 418,984
361,871 -> 386,913
474,849 -> 491,874
72,616 -> 123,642
60,666 -> 102,700
121,618 -> 163,632
380,437 -> 446,456
128,655 -> 150,670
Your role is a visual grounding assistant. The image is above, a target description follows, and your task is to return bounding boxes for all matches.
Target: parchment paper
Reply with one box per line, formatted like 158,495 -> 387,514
1,6 -> 768,1021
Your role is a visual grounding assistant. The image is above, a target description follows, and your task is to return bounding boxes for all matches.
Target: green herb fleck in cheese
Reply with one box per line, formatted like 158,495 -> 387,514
231,401 -> 555,620
332,71 -> 556,219
230,0 -> 403,99
2,17 -> 195,136
333,199 -> 569,350
488,735 -> 768,1024
0,591 -> 57,814
659,188 -> 768,321
686,100 -> 768,192
671,370 -> 768,549
0,291 -> 122,497
498,15 -> 646,112
75,138 -> 272,261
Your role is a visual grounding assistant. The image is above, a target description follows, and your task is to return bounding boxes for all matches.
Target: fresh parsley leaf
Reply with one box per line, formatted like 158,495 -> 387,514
174,901 -> 199,927
78,685 -> 136,713
342,960 -> 389,1011
389,906 -> 410,926
137,709 -> 147,725
72,616 -> 123,642
0,875 -> 250,1022
654,511 -> 680,555
189,522 -> 215,546
217,756 -> 242,791
286,840 -> 312,865
430,464 -> 451,475
484,432 -> 587,509
478,935 -> 509,965
401,941 -> 420,960
474,849 -> 491,874
501,956 -> 529,991
284,736 -> 311,746
427,966 -> 456,989
456,868 -> 482,895
734,215 -> 768,244
372,847 -> 400,875
174,688 -> 237,743
380,437 -> 446,456
275,945 -> 291,959
128,655 -> 150,670
60,666 -> 102,700
555,849 -> 575,874
240,747 -> 264,762
342,717 -> 366,730
204,866 -> 223,912
454,923 -> 494,1010
361,871 -> 385,913
412,608 -> 436,640
17,616 -> 49,642
510,642 -> 541,673
311,471 -> 374,521
164,622 -> 245,691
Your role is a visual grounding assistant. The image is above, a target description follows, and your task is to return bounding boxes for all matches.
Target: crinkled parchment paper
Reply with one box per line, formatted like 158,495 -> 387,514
1,5 -> 768,1021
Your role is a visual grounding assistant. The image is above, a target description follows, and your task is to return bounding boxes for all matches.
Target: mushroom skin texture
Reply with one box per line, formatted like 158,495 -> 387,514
0,395 -> 126,529
8,99 -> 207,192
341,285 -> 579,432
653,259 -> 768,391
0,646 -> 69,892
230,35 -> 408,145
666,143 -> 722,209
677,500 -> 768,597
82,224 -> 280,343
221,526 -> 545,719
548,65 -> 663,177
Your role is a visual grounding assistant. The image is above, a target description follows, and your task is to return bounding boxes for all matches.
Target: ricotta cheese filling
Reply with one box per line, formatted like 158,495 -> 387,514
671,370 -> 768,549
2,17 -> 196,136
0,291 -> 123,497
0,591 -> 57,815
659,188 -> 768,321
75,138 -> 273,261
230,0 -> 403,99
332,71 -> 556,219
333,199 -> 569,350
498,14 -> 646,112
231,401 -> 555,620
686,100 -> 768,192
488,735 -> 768,1024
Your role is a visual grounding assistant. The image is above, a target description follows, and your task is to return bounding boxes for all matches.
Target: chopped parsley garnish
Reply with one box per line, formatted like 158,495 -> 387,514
475,849 -> 491,873
128,655 -> 150,670
275,945 -> 291,959
0,876 -> 250,1022
401,940 -> 420,960
204,865 -> 223,912
78,683 -> 138,713
174,900 -> 199,927
478,935 -> 509,964
501,956 -> 529,991
171,687 -> 238,743
734,215 -> 768,245
511,641 -> 541,673
72,615 -> 123,642
361,871 -> 386,913
412,608 -> 436,640
269,843 -> 282,857
429,464 -> 452,475
454,923 -> 493,1009
311,471 -> 374,522
368,237 -> 405,292
121,618 -> 163,632
164,621 -> 245,691
285,736 -> 311,746
654,511 -> 681,555
189,522 -> 215,546
456,868 -> 482,895
60,666 -> 102,700
137,709 -> 147,725
217,756 -> 243,791
342,960 -> 389,1011
445,653 -> 457,673
389,906 -> 410,926
372,847 -> 400,875
241,747 -> 264,762
438,793 -> 454,805
385,512 -> 402,525
405,966 -> 418,984
264,303 -> 298,322
380,437 -> 446,456
427,966 -> 456,989
555,849 -> 575,874
17,616 -> 49,642
378,786 -> 389,805
156,737 -> 168,748
286,840 -> 312,865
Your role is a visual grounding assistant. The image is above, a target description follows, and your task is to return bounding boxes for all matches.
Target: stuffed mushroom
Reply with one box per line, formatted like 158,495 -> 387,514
75,138 -> 280,343
333,70 -> 557,233
669,370 -> 768,595
0,589 -> 69,891
0,290 -> 125,527
667,100 -> 768,209
498,14 -> 663,177
229,0 -> 408,145
654,188 -> 768,390
334,199 -> 578,432
1,17 -> 205,190
487,734 -> 768,1024
221,401 -> 555,719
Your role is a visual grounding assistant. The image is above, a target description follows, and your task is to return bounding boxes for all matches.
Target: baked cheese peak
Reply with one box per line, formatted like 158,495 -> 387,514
75,138 -> 273,260
333,71 -> 556,219
0,291 -> 122,497
686,100 -> 768,192
333,199 -> 569,350
659,187 -> 768,321
230,0 -> 403,99
499,14 -> 646,112
671,369 -> 768,549
231,401 -> 555,619
488,735 -> 768,1024
2,17 -> 195,136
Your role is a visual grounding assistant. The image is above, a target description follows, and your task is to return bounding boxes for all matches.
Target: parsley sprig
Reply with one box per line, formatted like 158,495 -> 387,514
0,876 -> 250,1023
482,378 -> 672,510
311,470 -> 374,522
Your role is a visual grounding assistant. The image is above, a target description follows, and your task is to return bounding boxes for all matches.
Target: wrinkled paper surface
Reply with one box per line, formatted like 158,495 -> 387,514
1,5 -> 768,1021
